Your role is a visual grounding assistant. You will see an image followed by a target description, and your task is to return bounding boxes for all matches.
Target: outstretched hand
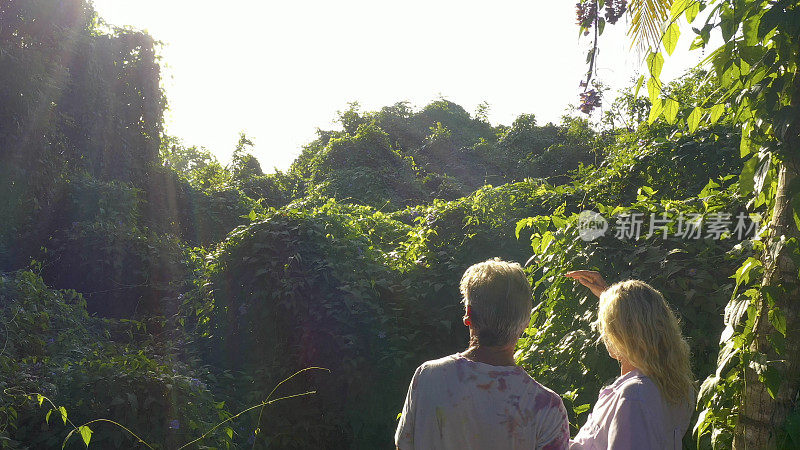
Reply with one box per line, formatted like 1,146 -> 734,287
564,270 -> 609,298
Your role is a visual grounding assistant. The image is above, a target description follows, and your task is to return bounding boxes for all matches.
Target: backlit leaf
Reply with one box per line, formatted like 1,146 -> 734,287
686,2 -> 699,22
687,106 -> 703,133
738,154 -> 758,196
663,23 -> 680,55
647,77 -> 661,103
633,74 -> 645,97
648,98 -> 664,124
664,98 -> 679,124
740,122 -> 753,157
78,426 -> 92,447
709,104 -> 725,124
646,52 -> 664,79
670,0 -> 689,19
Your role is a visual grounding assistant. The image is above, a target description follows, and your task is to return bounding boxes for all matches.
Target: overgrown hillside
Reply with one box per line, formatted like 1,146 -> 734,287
1,1 -> 791,449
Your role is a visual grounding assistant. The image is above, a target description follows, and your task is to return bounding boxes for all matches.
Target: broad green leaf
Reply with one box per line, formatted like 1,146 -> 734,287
552,215 -> 566,229
37,394 -> 44,406
716,340 -> 739,377
687,106 -> 703,133
573,403 -> 591,415
639,186 -> 656,196
689,36 -> 704,50
733,257 -> 761,286
647,77 -> 661,103
754,154 -> 771,194
698,376 -> 720,404
225,427 -> 234,439
760,365 -> 782,400
664,99 -> 679,124
737,96 -> 754,121
738,154 -> 758,196
724,295 -> 749,327
768,331 -> 786,356
540,232 -> 554,253
633,74 -> 645,98
709,104 -> 725,124
670,0 -> 689,19
721,8 -> 736,41
46,409 -> 53,424
740,122 -> 753,157
743,13 -> 761,46
694,408 -> 711,437
663,23 -> 680,55
721,63 -> 741,89
646,52 -> 664,79
768,308 -> 787,337
58,406 -> 67,425
78,426 -> 92,447
686,2 -> 699,22
719,324 -> 734,343
740,45 -> 766,65
515,220 -> 526,239
648,98 -> 664,124
739,58 -> 751,77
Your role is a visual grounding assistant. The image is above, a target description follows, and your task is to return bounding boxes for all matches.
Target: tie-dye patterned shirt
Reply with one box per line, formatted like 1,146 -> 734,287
395,354 -> 569,450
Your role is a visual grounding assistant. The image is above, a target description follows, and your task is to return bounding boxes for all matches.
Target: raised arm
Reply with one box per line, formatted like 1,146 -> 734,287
564,270 -> 609,298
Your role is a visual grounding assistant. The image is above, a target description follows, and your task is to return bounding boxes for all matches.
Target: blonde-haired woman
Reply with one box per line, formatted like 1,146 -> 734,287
564,270 -> 694,450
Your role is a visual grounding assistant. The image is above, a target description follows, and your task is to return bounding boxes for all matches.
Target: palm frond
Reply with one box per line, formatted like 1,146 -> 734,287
626,0 -> 672,53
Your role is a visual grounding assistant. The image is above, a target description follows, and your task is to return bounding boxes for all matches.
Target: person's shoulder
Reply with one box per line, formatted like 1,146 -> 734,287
417,353 -> 459,370
520,376 -> 565,411
412,354 -> 461,378
616,371 -> 661,403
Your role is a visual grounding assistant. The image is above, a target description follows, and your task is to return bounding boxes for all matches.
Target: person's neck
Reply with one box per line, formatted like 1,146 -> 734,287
620,358 -> 637,376
461,332 -> 517,366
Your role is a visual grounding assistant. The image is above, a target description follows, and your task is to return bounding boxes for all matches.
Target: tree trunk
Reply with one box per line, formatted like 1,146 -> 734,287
735,160 -> 800,449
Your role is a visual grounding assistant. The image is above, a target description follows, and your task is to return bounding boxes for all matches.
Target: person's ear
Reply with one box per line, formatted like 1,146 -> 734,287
463,305 -> 472,327
606,342 -> 620,360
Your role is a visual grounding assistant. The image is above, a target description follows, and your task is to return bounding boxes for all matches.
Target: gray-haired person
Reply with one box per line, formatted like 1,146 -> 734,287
395,258 -> 569,449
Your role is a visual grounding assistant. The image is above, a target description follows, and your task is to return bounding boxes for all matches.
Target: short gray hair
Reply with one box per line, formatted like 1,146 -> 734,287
459,258 -> 532,346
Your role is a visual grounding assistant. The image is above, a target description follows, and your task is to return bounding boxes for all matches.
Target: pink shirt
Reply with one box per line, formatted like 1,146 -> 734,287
570,369 -> 693,450
396,354 -> 569,449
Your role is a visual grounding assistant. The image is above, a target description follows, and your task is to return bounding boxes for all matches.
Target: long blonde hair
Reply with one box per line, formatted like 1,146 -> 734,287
597,280 -> 693,404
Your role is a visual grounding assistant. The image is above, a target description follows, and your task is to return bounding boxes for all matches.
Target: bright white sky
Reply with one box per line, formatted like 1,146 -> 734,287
92,0 -> 708,172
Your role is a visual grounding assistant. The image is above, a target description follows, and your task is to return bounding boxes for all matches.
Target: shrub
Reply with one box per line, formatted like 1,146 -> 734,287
0,270 -> 233,448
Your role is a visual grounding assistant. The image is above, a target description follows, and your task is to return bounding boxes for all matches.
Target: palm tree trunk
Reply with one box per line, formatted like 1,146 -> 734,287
734,140 -> 800,449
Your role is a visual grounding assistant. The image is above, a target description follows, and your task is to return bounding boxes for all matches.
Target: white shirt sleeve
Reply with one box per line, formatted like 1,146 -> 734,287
537,393 -> 570,449
395,365 -> 424,449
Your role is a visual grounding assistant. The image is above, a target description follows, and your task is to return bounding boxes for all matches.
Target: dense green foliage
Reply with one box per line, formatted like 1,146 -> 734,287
288,100 -> 600,206
0,269 -> 235,448
4,0 -> 794,448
